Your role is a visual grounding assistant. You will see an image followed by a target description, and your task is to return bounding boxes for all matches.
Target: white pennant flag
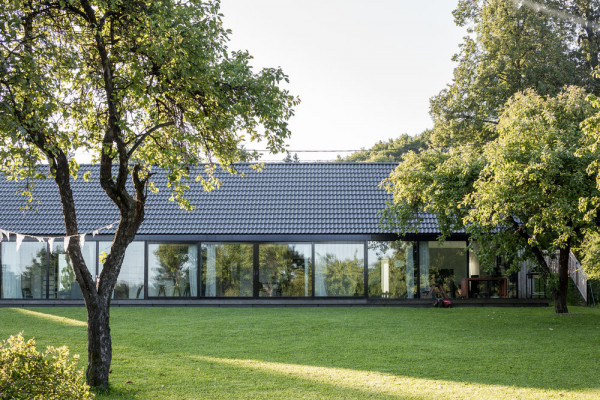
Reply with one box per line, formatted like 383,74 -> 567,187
0,229 -> 9,241
36,237 -> 45,244
16,234 -> 24,252
48,238 -> 55,253
92,229 -> 99,237
64,236 -> 70,250
80,234 -> 85,248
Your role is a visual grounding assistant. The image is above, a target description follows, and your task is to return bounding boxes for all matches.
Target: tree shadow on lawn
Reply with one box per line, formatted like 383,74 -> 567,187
105,306 -> 600,396
3,306 -> 599,398
100,353 -> 408,400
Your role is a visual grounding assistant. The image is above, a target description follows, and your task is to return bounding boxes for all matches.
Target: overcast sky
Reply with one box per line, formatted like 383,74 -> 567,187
220,0 -> 464,161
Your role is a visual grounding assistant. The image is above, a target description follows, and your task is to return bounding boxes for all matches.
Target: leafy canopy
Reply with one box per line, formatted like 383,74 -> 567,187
0,0 -> 298,208
383,87 -> 599,270
430,0 -> 599,146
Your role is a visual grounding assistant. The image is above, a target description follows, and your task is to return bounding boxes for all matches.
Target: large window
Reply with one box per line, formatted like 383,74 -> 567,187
368,241 -> 415,299
98,241 -> 145,299
148,244 -> 197,297
419,241 -> 467,299
1,242 -> 47,299
202,244 -> 253,297
259,244 -> 312,297
50,242 -> 96,299
315,243 -> 364,297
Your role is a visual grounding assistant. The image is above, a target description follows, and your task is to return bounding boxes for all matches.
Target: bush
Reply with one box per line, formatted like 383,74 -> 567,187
0,333 -> 93,400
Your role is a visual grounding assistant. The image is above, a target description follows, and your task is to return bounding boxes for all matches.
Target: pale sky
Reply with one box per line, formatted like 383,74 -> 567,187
220,0 -> 464,161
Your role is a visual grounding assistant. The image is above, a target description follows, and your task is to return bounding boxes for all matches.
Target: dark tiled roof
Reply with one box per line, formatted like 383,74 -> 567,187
0,163 -> 439,236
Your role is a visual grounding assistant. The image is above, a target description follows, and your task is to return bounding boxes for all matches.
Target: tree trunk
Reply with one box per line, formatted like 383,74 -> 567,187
85,301 -> 112,389
552,248 -> 570,314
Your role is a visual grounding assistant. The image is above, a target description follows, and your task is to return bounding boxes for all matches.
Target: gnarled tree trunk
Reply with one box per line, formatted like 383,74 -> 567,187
85,301 -> 112,387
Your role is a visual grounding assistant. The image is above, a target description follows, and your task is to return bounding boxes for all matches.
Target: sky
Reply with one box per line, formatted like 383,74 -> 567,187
219,0 -> 465,161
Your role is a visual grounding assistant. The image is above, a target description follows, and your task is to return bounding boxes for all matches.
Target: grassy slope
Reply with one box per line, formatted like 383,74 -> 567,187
1,306 -> 599,399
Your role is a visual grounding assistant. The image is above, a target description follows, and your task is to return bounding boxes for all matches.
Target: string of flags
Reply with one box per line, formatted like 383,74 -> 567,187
0,220 -> 120,253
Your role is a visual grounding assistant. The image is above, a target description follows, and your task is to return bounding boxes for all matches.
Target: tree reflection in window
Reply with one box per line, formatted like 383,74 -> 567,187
149,244 -> 197,297
368,241 -> 415,299
202,244 -> 252,297
315,244 -> 364,297
259,244 -> 311,297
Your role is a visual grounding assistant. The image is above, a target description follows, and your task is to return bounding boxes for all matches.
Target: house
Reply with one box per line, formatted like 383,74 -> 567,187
0,163 -> 543,306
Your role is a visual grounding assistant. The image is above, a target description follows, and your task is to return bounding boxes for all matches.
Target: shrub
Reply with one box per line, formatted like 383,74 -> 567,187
0,333 -> 93,400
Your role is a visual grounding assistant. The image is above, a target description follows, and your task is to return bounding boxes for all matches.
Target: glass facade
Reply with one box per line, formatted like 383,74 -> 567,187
419,241 -> 467,299
258,244 -> 312,297
51,242 -> 96,299
148,244 -> 198,297
99,241 -> 145,299
368,241 -> 415,299
315,243 -> 364,297
1,242 -> 47,299
1,238 -> 511,301
202,244 -> 253,297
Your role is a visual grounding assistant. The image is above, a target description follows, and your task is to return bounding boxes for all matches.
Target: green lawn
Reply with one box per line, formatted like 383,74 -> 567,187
1,306 -> 599,399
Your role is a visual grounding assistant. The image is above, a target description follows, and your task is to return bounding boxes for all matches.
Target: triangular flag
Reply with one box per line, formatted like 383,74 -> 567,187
48,238 -> 55,253
80,234 -> 85,248
36,237 -> 45,243
0,229 -> 9,241
92,230 -> 99,237
16,234 -> 24,252
64,236 -> 70,250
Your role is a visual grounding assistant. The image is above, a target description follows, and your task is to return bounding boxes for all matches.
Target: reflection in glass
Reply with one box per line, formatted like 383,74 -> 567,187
368,241 -> 415,299
1,242 -> 47,299
98,241 -> 145,299
259,244 -> 311,297
315,243 -> 364,297
148,244 -> 197,297
419,241 -> 467,299
202,244 -> 253,297
51,242 -> 96,299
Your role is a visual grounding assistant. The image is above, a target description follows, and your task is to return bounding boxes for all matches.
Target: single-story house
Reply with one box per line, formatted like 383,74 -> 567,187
0,163 -> 544,306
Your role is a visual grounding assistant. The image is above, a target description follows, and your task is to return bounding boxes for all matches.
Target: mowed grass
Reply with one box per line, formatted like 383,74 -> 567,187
1,306 -> 599,399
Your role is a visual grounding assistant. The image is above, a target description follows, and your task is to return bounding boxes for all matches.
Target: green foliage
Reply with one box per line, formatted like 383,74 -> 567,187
380,145 -> 485,238
468,87 -> 598,260
578,232 -> 600,279
0,0 -> 298,206
338,132 -> 430,162
430,0 -> 599,146
0,333 -> 93,400
383,87 -> 599,274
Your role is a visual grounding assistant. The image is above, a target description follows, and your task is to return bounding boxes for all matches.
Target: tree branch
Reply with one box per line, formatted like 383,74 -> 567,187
127,121 -> 174,158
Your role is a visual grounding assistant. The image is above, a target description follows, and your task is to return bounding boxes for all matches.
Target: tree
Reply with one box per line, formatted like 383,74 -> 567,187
382,87 -> 599,314
153,244 -> 190,294
338,131 -> 430,163
430,0 -> 599,147
0,0 -> 297,389
283,152 -> 300,163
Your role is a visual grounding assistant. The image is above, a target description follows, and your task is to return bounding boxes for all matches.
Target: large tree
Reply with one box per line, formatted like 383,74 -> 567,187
382,87 -> 599,314
0,0 -> 297,389
382,0 -> 600,313
430,0 -> 599,147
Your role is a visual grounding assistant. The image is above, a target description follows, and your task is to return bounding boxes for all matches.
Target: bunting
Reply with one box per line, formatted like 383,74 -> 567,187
15,234 -> 24,251
0,220 -> 120,252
